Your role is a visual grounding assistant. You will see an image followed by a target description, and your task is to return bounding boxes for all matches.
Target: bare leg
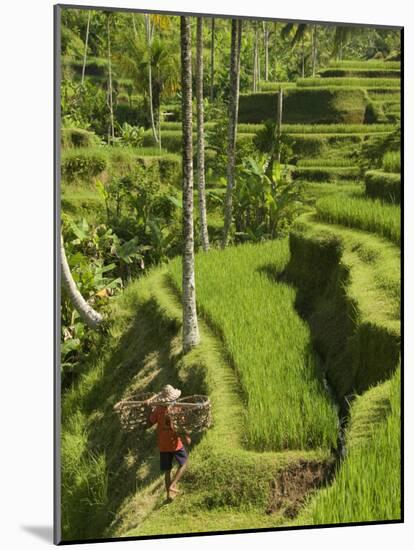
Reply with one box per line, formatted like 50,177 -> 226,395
169,461 -> 188,495
164,471 -> 171,498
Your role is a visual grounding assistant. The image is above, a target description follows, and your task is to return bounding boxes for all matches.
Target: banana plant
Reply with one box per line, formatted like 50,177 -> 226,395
234,155 -> 303,241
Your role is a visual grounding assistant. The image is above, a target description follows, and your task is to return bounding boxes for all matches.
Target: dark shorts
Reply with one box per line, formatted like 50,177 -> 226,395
159,446 -> 188,471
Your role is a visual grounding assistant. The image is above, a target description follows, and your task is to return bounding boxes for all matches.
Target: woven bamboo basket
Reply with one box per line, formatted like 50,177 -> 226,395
114,393 -> 212,434
113,392 -> 157,432
168,395 -> 212,434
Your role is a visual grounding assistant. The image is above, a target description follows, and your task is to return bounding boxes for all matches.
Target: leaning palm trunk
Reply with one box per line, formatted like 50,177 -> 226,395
196,17 -> 210,252
81,11 -> 91,85
60,234 -> 102,329
145,15 -> 159,145
180,16 -> 200,352
222,19 -> 242,248
106,14 -> 115,144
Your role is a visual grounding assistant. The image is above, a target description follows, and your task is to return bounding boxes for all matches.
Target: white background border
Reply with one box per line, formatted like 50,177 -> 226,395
1,0 -> 411,548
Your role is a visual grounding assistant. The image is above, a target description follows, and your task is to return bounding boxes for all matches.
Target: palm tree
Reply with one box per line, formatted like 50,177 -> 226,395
252,21 -> 260,91
60,234 -> 103,329
311,25 -> 318,77
332,25 -> 364,60
119,17 -> 179,147
196,17 -> 210,252
281,23 -> 314,78
144,14 -> 159,146
222,18 -> 242,248
81,10 -> 91,85
263,21 -> 269,81
264,86 -> 284,179
105,12 -> 115,144
210,18 -> 215,101
180,16 -> 200,352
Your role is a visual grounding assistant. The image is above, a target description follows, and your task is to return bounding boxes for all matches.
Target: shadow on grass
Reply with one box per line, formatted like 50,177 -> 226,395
256,263 -> 288,284
62,294 -> 187,540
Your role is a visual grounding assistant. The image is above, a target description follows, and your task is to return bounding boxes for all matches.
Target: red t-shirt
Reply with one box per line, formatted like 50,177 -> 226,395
149,406 -> 183,452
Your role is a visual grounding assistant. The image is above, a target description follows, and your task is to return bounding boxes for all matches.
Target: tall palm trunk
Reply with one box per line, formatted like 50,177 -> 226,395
276,87 -> 283,163
273,22 -> 278,81
301,35 -> 305,77
196,17 -> 210,252
263,21 -> 269,81
253,22 -> 258,92
312,25 -> 317,76
106,13 -> 115,144
81,11 -> 91,85
210,18 -> 215,101
180,16 -> 200,352
60,235 -> 102,329
145,15 -> 159,145
257,24 -> 261,89
222,19 -> 242,248
264,86 -> 283,179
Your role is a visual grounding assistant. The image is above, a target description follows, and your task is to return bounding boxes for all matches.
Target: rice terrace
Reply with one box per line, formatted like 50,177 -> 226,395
57,6 -> 402,543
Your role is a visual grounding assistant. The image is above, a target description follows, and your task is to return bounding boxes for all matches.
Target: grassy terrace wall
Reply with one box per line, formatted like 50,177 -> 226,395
292,166 -> 359,183
160,122 -> 396,134
286,216 -> 400,402
296,77 -> 400,88
61,127 -> 101,149
365,170 -> 401,203
289,134 -> 364,158
238,88 -> 369,124
143,129 -> 256,153
327,60 -> 400,70
319,69 -> 400,78
61,146 -> 181,186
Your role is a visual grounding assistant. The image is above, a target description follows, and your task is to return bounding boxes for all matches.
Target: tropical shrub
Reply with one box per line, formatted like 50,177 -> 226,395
115,122 -> 145,148
233,156 -> 303,241
96,164 -> 182,263
61,79 -> 109,136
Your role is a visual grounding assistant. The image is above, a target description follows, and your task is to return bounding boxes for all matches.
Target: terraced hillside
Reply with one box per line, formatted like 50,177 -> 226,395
61,202 -> 401,538
60,9 -> 401,540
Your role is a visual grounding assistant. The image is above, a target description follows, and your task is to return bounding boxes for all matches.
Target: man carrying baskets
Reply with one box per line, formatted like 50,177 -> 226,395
145,385 -> 191,502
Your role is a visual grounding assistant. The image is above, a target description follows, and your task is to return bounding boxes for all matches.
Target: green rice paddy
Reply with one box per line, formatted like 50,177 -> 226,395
168,240 -> 339,452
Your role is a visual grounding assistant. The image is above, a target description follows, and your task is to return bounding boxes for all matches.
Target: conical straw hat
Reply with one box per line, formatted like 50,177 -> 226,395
155,384 -> 181,403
